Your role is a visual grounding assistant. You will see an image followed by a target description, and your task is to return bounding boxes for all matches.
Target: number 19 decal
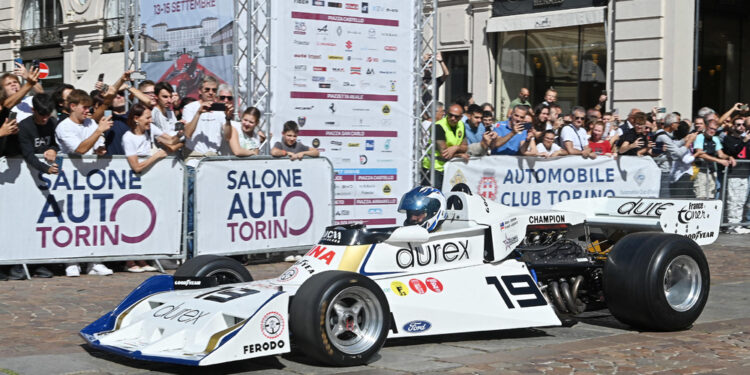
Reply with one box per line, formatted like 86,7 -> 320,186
486,275 -> 546,308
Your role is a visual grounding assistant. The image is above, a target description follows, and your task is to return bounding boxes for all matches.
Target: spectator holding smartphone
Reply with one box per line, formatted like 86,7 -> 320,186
490,104 -> 534,155
2,63 -> 40,124
224,106 -> 266,156
18,93 -> 59,174
271,120 -> 319,160
181,76 -> 226,163
55,89 -> 111,156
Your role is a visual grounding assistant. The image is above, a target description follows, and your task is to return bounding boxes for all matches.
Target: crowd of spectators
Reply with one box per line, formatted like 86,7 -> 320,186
421,87 -> 750,234
0,64 -> 317,281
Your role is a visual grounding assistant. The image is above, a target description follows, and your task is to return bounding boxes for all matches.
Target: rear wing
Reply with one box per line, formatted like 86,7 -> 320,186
553,197 -> 722,246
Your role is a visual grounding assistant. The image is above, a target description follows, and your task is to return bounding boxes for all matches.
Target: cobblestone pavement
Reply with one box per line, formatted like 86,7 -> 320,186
0,235 -> 748,374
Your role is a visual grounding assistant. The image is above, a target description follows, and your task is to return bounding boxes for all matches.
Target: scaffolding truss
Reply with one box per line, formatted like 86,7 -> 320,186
415,0 -> 438,187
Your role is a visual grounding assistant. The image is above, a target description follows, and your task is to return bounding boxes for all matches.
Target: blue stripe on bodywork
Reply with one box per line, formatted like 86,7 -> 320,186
359,243 -> 404,277
80,274 -> 174,337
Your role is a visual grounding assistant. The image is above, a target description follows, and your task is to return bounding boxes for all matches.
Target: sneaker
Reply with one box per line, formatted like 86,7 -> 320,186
733,227 -> 750,234
65,264 -> 81,277
88,263 -> 114,276
284,255 -> 296,262
126,266 -> 145,273
140,265 -> 158,272
294,255 -> 303,261
9,265 -> 27,280
33,266 -> 54,278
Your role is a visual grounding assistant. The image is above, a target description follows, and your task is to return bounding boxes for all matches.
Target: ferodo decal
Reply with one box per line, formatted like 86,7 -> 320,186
409,279 -> 427,294
395,240 -> 469,269
306,245 -> 336,265
528,215 -> 566,224
243,340 -> 285,354
277,267 -> 298,282
617,199 -> 673,217
403,320 -> 431,333
391,281 -> 409,296
261,312 -> 284,339
425,277 -> 443,292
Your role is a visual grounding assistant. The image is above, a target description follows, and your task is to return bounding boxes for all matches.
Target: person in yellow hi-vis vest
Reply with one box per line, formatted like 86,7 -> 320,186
422,103 -> 469,189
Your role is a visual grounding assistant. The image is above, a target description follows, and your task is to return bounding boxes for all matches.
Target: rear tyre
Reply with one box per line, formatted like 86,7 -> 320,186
603,232 -> 709,331
290,271 -> 390,366
174,255 -> 253,285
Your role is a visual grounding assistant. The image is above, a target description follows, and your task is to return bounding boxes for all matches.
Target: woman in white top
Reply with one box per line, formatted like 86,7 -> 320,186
223,105 -> 266,156
122,103 -> 180,173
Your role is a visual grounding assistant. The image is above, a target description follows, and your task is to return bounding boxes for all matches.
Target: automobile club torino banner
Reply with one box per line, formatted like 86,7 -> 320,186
444,156 -> 662,209
269,0 -> 415,227
0,157 -> 184,262
193,158 -> 335,256
139,0 -> 234,99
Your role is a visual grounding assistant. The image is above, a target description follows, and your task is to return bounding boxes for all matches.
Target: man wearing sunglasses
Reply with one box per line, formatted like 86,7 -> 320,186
421,103 -> 468,189
693,119 -> 736,199
560,106 -> 594,158
182,75 -> 226,162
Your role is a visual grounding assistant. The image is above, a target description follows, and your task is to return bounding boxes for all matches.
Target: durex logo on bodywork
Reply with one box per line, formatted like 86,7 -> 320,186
403,320 -> 431,333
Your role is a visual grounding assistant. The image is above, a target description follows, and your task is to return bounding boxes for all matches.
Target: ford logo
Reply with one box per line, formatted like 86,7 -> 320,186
403,320 -> 431,333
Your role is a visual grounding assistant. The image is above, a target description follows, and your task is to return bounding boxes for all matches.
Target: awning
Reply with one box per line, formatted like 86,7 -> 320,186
486,6 -> 606,33
73,52 -> 125,92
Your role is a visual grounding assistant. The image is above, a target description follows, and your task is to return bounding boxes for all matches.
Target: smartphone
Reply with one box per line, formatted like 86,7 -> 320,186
32,59 -> 40,69
8,111 -> 17,121
612,108 -> 619,115
104,109 -> 112,117
209,102 -> 226,112
657,107 -> 667,113
54,156 -> 63,169
523,122 -> 533,131
97,73 -> 105,82
741,104 -> 749,112
130,71 -> 147,80
484,124 -> 493,132
13,58 -> 23,66
174,122 -> 185,131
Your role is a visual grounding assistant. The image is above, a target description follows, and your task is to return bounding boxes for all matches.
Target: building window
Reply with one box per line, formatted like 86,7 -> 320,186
441,51 -> 469,107
21,0 -> 63,48
103,0 -> 128,53
498,24 -> 606,115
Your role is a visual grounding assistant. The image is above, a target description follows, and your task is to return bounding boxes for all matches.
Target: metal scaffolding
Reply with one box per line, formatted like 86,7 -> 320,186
245,0 -> 272,153
415,0 -> 438,187
123,0 -> 139,76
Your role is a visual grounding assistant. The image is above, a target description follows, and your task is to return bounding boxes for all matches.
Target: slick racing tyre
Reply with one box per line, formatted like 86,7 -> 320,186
290,271 -> 390,366
603,232 -> 709,331
174,255 -> 253,285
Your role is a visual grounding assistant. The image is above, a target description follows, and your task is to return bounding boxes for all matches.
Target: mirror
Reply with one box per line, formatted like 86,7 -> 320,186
385,225 -> 430,244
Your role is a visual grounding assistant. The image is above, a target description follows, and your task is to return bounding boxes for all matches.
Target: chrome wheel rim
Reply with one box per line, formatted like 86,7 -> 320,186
663,255 -> 702,312
325,286 -> 383,355
206,268 -> 245,285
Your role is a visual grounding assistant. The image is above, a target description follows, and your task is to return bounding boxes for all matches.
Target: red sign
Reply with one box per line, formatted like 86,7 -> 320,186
425,277 -> 443,293
409,279 -> 427,294
38,62 -> 49,79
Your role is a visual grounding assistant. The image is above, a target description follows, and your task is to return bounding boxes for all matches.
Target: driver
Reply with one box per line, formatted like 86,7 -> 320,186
398,186 -> 447,232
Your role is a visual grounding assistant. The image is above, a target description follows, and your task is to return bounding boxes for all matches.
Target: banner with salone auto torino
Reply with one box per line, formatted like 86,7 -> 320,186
0,157 -> 184,262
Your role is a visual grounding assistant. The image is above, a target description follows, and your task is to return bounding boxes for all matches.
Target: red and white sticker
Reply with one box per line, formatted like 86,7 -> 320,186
260,311 -> 284,339
409,279 -> 427,294
425,277 -> 443,293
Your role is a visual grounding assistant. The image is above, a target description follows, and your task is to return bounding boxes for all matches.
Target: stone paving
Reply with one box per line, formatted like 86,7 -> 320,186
0,235 -> 748,374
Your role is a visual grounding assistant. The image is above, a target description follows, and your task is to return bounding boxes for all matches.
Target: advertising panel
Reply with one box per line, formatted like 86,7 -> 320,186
193,158 -> 334,255
270,0 -> 415,227
0,157 -> 184,262
444,156 -> 661,209
139,0 -> 235,99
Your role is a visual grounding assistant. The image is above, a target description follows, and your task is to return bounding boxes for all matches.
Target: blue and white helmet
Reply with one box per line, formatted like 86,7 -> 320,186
398,186 -> 447,232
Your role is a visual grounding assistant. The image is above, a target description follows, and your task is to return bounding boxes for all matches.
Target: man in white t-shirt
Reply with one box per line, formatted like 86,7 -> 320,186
181,75 -> 226,162
55,89 -> 112,155
560,106 -> 595,159
151,81 -> 179,136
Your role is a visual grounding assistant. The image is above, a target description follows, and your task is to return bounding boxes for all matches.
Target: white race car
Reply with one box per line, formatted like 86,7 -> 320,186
81,185 -> 721,367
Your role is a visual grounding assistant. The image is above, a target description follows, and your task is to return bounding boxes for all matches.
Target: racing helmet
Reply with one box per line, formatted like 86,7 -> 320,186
398,186 -> 447,232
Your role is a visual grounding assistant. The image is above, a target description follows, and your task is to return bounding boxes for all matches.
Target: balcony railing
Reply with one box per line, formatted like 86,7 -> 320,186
21,26 -> 62,48
104,17 -> 128,38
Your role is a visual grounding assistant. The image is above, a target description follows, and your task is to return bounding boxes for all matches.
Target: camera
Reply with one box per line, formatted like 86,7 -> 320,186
209,102 -> 226,112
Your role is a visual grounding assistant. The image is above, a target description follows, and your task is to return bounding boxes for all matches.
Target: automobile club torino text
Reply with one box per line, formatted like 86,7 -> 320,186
225,169 -> 314,242
396,240 -> 469,269
34,169 -> 157,248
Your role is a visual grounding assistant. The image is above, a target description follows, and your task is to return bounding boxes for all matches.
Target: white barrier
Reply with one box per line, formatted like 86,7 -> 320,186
0,156 -> 185,264
194,157 -> 335,256
444,156 -> 662,209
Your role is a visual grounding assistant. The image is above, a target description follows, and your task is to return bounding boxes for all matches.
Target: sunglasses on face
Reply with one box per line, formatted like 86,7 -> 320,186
203,87 -> 217,93
574,116 -> 585,120
448,113 -> 462,118
736,123 -> 745,126
219,95 -> 234,101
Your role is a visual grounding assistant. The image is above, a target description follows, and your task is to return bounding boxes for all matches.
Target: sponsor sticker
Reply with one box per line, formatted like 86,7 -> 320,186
403,320 -> 431,333
243,340 -> 285,354
409,279 -> 427,294
391,281 -> 409,296
261,311 -> 284,339
425,277 -> 443,292
278,267 -> 299,282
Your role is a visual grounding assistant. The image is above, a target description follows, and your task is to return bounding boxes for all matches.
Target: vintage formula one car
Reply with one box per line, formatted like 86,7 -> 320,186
81,185 -> 721,367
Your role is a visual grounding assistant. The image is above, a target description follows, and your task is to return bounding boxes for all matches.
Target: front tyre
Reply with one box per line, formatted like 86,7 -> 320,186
174,255 -> 253,285
290,271 -> 390,366
603,233 -> 709,331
